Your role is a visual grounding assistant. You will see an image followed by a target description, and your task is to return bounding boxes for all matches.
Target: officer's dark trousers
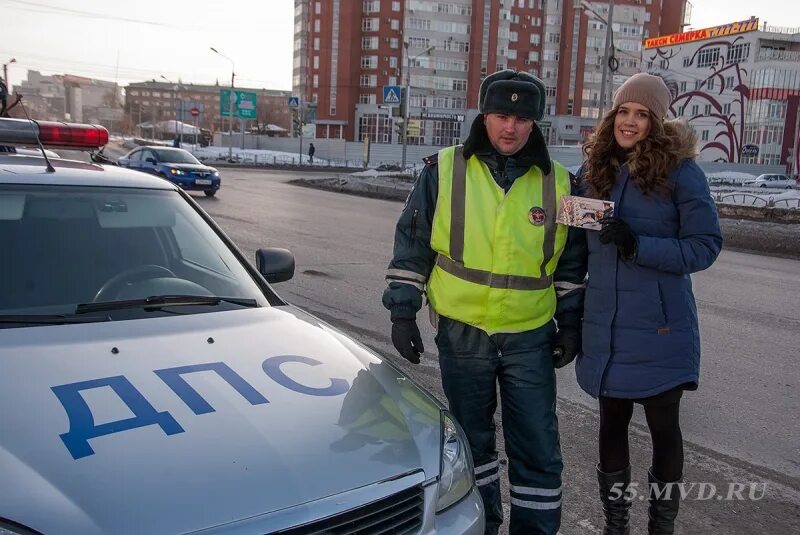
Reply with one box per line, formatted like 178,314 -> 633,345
436,316 -> 562,535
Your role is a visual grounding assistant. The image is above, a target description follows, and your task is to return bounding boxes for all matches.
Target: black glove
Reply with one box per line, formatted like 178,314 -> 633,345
552,326 -> 581,369
391,319 -> 424,364
599,217 -> 637,260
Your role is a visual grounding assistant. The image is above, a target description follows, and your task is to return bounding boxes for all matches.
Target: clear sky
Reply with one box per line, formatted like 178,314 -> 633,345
1,0 -> 795,92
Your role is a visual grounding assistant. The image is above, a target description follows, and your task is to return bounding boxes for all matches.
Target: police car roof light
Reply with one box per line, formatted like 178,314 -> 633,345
0,118 -> 108,149
37,121 -> 109,148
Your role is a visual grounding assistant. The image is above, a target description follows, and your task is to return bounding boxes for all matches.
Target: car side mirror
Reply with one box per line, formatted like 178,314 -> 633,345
256,248 -> 295,283
145,157 -> 157,164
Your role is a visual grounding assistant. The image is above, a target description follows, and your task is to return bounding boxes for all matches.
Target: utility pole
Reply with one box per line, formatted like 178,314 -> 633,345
211,47 -> 235,161
3,58 -> 16,91
598,0 -> 615,118
401,44 -> 434,171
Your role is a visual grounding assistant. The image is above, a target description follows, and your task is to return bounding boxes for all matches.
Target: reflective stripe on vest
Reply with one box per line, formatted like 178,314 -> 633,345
428,145 -> 570,334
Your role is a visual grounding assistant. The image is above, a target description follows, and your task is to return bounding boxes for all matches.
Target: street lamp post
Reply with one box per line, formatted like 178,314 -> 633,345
581,0 -> 615,118
210,47 -> 235,161
2,57 -> 16,90
160,75 -> 182,146
401,44 -> 434,171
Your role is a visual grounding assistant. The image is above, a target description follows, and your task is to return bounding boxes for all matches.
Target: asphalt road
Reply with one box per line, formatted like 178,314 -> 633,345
194,168 -> 799,534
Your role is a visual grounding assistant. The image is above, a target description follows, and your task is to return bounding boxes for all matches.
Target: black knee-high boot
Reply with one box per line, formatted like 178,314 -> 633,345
596,464 -> 631,535
647,468 -> 680,534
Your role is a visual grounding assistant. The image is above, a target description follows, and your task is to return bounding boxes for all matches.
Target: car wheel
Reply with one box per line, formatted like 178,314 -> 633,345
759,184 -> 767,188
204,190 -> 217,197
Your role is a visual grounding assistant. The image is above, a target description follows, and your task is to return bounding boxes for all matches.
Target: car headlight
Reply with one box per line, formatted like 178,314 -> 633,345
212,170 -> 220,177
436,410 -> 474,512
169,168 -> 185,176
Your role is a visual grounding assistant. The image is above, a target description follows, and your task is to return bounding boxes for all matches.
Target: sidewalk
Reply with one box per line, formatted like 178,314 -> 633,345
290,173 -> 800,259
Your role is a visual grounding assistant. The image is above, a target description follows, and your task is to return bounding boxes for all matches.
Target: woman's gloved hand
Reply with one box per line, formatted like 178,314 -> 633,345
599,217 -> 637,260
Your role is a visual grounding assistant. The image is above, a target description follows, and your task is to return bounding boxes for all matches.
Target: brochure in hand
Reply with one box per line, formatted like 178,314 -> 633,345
556,195 -> 614,231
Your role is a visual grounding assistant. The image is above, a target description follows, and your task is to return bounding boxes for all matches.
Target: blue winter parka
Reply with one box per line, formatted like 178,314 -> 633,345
575,133 -> 722,399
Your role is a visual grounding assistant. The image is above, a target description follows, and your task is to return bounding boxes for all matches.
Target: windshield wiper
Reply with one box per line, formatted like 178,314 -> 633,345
0,314 -> 110,325
75,295 -> 259,315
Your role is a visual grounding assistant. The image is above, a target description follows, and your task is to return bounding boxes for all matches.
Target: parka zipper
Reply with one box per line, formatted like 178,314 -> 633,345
410,208 -> 419,239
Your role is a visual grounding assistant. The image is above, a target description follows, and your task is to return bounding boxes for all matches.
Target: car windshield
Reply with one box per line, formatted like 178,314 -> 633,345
153,149 -> 201,164
0,184 -> 269,321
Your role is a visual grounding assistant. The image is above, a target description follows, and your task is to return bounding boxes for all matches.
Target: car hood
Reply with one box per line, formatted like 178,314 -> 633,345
160,162 -> 215,172
0,307 -> 442,535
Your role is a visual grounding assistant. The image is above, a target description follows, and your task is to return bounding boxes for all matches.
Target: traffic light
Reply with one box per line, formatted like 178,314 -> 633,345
292,110 -> 303,136
395,117 -> 405,142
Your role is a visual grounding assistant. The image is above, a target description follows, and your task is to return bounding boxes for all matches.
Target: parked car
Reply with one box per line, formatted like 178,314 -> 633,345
119,146 -> 221,196
0,118 -> 484,535
742,173 -> 794,189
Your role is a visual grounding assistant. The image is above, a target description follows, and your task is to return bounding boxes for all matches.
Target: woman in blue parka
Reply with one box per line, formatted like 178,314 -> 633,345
576,73 -> 722,535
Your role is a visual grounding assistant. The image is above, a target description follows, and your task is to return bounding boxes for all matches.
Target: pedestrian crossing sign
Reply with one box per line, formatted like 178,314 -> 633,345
383,85 -> 402,105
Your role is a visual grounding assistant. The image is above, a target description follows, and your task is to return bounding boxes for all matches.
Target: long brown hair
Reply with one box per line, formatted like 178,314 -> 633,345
582,107 -> 698,200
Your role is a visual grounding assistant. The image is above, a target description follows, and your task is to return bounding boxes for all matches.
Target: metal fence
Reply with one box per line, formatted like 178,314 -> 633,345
716,192 -> 800,209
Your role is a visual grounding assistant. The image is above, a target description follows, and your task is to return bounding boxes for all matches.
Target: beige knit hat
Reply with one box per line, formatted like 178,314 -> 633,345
612,73 -> 672,118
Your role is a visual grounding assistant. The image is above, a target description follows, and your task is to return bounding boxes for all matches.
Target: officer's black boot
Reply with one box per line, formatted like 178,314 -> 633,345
596,464 -> 631,535
647,468 -> 680,535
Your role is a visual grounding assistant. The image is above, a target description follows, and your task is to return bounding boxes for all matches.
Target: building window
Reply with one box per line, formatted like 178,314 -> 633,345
313,75 -> 319,88
452,79 -> 467,91
680,81 -> 687,92
507,49 -> 517,60
362,17 -> 379,31
392,1 -> 400,11
723,103 -> 731,114
697,47 -> 720,68
691,105 -> 699,116
389,76 -> 397,85
314,19 -> 320,32
704,104 -> 711,115
530,34 -> 540,45
389,57 -> 398,68
727,43 -> 750,64
726,76 -> 734,88
313,56 -> 319,68
390,38 -> 399,48
359,94 -> 377,104
363,0 -> 380,13
708,78 -> 715,90
683,56 -> 691,67
432,120 -> 461,146
359,74 -> 378,87
359,113 -> 392,143
362,36 -> 378,49
701,130 -> 709,141
361,55 -> 378,69
547,32 -> 560,44
314,37 -> 320,50
391,19 -> 400,30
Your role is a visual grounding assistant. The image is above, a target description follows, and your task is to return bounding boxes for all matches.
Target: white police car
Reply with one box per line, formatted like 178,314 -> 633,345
0,118 -> 484,535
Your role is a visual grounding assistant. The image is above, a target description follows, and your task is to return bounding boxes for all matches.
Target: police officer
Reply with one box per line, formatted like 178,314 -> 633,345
382,70 -> 587,535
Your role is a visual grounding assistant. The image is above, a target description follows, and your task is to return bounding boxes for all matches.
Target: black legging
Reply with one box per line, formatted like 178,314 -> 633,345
598,396 -> 684,482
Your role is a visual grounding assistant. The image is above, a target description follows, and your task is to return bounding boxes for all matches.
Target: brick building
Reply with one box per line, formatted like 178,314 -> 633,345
292,0 -> 687,145
124,81 -> 292,136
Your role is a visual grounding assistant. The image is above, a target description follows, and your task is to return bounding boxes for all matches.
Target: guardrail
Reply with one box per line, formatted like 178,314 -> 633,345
715,192 -> 800,209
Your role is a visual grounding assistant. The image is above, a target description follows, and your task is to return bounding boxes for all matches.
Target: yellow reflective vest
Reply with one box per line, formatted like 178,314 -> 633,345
427,145 -> 571,335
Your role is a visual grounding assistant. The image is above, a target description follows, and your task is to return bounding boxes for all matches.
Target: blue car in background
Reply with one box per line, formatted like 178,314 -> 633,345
119,146 -> 221,196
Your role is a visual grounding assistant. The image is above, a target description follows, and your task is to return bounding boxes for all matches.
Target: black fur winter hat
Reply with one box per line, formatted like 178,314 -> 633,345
479,69 -> 547,121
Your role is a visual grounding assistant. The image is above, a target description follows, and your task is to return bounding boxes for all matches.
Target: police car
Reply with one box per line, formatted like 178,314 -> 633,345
0,118 -> 484,535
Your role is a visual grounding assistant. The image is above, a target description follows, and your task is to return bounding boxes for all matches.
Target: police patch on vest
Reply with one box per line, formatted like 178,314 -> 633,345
528,207 -> 546,226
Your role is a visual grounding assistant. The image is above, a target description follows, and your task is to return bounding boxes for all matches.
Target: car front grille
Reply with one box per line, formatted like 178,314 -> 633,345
271,485 -> 424,535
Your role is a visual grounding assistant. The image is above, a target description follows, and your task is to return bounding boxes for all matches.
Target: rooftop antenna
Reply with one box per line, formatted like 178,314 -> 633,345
18,97 -> 56,173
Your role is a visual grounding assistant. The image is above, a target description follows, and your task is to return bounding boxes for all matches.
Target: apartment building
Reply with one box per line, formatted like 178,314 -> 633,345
124,81 -> 292,135
646,18 -> 800,169
292,0 -> 687,145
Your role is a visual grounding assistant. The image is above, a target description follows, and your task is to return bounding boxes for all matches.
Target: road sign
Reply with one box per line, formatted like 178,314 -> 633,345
190,107 -> 200,117
288,96 -> 300,108
220,89 -> 258,119
383,85 -> 402,105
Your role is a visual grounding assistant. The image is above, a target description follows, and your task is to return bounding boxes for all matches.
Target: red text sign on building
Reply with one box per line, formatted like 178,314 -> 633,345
643,18 -> 760,49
